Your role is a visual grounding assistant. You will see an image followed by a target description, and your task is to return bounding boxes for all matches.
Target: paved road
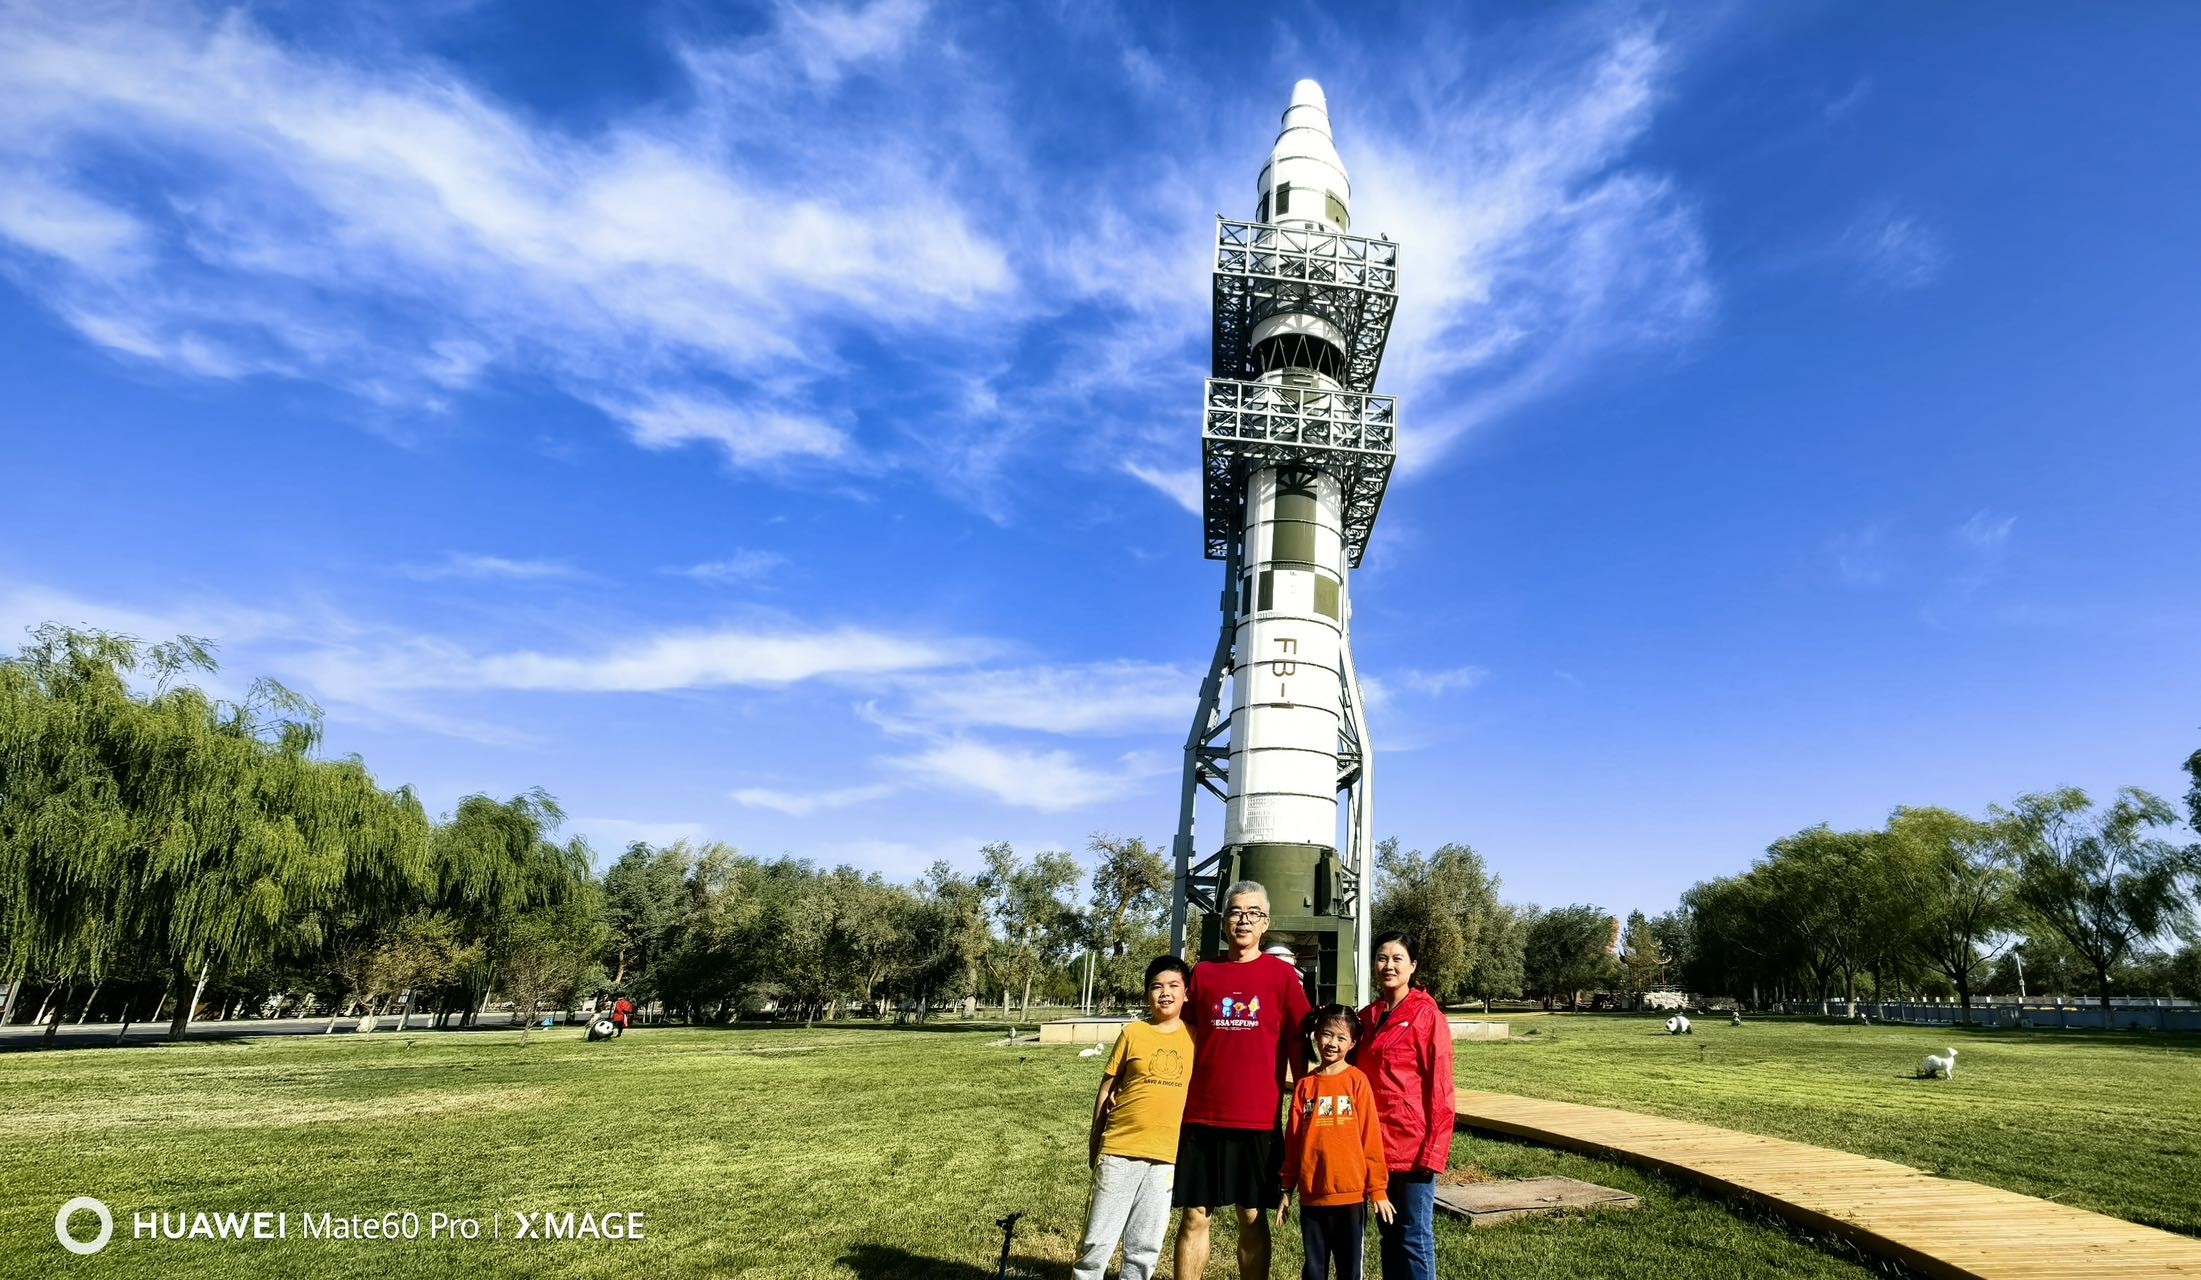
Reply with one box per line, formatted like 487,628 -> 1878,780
0,1014 -> 585,1053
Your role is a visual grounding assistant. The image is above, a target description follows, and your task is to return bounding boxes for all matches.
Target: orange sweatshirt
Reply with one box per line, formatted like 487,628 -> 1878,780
1280,1065 -> 1388,1207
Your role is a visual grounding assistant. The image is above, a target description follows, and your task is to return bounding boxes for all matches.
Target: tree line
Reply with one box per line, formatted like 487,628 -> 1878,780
1670,784 -> 2201,1022
0,626 -> 601,1044
1367,773 -> 2201,1021
0,625 -> 1197,1038
8,624 -> 2198,1040
599,833 -> 1177,1024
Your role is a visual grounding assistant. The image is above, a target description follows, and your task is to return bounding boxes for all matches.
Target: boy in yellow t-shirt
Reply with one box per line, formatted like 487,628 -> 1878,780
1073,955 -> 1196,1280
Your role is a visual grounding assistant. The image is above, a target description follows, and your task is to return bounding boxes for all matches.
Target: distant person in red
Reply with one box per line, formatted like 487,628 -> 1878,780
611,995 -> 634,1037
1356,931 -> 1455,1280
1173,880 -> 1313,1280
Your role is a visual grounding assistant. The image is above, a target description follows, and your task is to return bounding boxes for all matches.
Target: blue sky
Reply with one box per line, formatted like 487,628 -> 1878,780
3,1 -> 2197,920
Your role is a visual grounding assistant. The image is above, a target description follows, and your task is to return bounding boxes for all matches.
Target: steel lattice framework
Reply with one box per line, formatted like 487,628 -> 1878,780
1210,219 -> 1399,393
1201,379 -> 1396,567
1203,218 -> 1401,569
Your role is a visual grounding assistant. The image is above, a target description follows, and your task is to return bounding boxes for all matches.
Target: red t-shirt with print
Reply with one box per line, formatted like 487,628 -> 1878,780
1183,954 -> 1314,1130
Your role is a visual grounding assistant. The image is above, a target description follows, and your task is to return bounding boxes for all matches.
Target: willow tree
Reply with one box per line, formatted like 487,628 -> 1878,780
2011,787 -> 2196,1028
1891,805 -> 2017,1020
432,790 -> 589,1026
0,628 -> 184,1039
117,654 -> 437,1039
270,757 -> 433,1033
0,625 -> 437,1041
2185,747 -> 2200,837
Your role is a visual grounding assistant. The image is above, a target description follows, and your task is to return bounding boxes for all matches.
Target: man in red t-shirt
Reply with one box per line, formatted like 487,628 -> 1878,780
611,995 -> 633,1037
1172,880 -> 1313,1280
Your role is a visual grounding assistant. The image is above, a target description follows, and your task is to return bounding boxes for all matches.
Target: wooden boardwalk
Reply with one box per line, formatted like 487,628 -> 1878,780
1455,1088 -> 2201,1278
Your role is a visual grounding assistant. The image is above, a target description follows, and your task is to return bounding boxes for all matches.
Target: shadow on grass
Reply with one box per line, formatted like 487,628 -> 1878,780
837,1243 -> 1064,1279
0,1018 -> 593,1054
675,1019 -> 1034,1035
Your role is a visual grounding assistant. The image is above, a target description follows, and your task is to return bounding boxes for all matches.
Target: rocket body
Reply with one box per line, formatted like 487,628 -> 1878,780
1231,81 -> 1354,860
1190,80 -> 1383,1004
1226,469 -> 1345,851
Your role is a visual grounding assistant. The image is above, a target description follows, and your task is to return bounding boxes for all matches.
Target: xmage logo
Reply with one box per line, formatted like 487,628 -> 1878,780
56,1197 -> 115,1256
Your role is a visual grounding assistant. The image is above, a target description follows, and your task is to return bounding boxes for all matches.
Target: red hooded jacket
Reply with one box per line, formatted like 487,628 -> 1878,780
1355,987 -> 1455,1173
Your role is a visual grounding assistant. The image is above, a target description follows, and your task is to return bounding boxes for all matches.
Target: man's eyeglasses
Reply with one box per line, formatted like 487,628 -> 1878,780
1224,908 -> 1269,922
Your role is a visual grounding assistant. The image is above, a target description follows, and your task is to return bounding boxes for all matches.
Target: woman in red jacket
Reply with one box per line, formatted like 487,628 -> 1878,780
1355,931 -> 1453,1280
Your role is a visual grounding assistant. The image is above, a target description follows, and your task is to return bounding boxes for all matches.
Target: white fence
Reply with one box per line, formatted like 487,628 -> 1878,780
1778,997 -> 2201,1032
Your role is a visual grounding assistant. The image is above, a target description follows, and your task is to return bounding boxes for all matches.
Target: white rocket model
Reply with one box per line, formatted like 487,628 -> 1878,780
1170,80 -> 1399,1005
1229,81 -> 1352,854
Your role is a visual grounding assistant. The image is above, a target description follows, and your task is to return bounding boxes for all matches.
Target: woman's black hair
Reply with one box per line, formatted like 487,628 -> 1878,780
1371,930 -> 1420,985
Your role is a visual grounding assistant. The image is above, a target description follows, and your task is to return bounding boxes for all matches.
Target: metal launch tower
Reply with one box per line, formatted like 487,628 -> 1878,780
1169,80 -> 1399,1006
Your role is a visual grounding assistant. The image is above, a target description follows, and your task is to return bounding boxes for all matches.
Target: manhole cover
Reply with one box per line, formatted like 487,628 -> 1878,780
1433,1176 -> 1640,1227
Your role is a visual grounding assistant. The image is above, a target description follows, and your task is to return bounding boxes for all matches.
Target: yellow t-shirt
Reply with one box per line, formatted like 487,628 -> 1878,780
1099,1020 -> 1195,1164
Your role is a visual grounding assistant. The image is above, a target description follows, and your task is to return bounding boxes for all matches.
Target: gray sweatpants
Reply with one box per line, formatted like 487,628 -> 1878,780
1072,1154 -> 1175,1280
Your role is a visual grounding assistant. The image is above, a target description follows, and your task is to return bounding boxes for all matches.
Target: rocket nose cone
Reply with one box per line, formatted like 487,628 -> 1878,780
1290,79 -> 1328,113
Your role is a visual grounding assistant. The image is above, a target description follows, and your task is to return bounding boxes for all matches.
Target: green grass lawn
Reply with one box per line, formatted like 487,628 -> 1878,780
4,1015 -> 2192,1278
1459,1013 -> 2201,1236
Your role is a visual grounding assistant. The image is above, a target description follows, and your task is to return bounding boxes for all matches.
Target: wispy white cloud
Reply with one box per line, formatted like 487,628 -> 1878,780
803,834 -> 1038,882
1349,25 -> 1714,473
1932,508 -> 2018,618
570,817 -> 709,855
0,5 -> 1721,524
887,738 -> 1142,812
1956,510 -> 2015,552
602,391 -> 853,470
0,0 -> 1010,470
1822,76 -> 1874,122
448,627 -> 970,694
1841,202 -> 1947,290
1399,665 -> 1489,696
774,0 -> 931,84
1827,524 -> 1889,587
667,550 -> 790,583
0,170 -> 148,271
893,661 -> 1190,736
1121,462 -> 1203,516
1096,24 -> 1712,493
0,583 -> 287,655
0,581 -> 544,745
731,782 -> 900,817
402,553 -> 580,582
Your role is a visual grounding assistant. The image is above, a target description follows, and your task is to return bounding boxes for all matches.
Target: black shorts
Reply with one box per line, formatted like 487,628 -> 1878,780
1172,1123 -> 1283,1211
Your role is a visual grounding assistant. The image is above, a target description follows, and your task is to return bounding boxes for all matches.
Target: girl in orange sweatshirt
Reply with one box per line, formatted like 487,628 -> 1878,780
1277,1004 -> 1393,1280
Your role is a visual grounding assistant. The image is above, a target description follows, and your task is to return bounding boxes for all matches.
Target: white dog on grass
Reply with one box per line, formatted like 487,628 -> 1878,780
1920,1048 -> 1958,1079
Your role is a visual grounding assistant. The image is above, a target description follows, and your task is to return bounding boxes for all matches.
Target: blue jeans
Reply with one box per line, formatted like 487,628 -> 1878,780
1376,1171 -> 1436,1280
1299,1202 -> 1365,1280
